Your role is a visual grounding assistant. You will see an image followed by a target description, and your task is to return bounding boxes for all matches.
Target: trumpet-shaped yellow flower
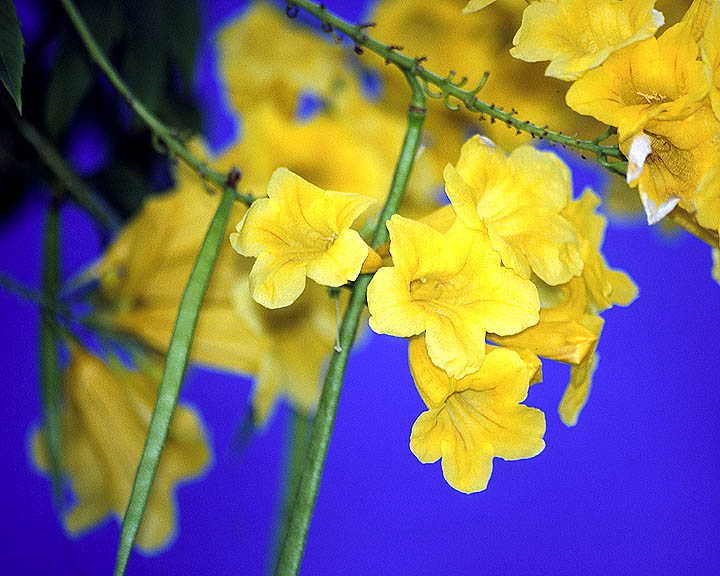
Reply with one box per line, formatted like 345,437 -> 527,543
565,23 -> 709,143
367,215 -> 540,379
490,278 -> 601,365
32,348 -> 210,552
230,168 -> 374,309
563,189 -> 639,312
511,0 -> 664,81
490,277 -> 606,425
702,4 -> 720,121
622,107 -> 720,224
408,338 -> 546,493
444,135 -> 583,285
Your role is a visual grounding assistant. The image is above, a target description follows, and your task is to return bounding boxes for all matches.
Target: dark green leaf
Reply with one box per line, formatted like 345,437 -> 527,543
113,187 -> 234,576
45,35 -> 93,138
0,0 -> 25,113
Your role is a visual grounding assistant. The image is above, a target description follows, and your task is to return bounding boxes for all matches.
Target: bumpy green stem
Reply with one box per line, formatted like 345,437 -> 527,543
287,0 -> 626,174
274,75 -> 426,576
58,0 -> 252,205
40,198 -> 63,506
113,187 -> 234,576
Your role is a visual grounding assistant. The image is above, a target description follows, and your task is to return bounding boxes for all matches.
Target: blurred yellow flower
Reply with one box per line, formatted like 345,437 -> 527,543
367,215 -> 539,379
231,278 -> 339,426
565,23 -> 708,143
408,338 -> 545,493
511,0 -> 664,81
216,2 -> 346,117
444,135 -> 583,285
93,156 -> 260,376
368,0 -> 602,154
32,348 -> 210,552
230,168 -> 374,309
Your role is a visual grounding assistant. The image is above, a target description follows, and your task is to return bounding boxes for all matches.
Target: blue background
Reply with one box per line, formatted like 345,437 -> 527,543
3,1 -> 720,574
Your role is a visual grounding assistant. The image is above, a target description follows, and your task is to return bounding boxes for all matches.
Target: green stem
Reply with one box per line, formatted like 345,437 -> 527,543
274,76 -> 426,576
10,112 -> 121,231
113,187 -> 234,576
269,410 -> 311,576
288,0 -> 626,175
58,0 -> 253,205
40,198 -> 64,506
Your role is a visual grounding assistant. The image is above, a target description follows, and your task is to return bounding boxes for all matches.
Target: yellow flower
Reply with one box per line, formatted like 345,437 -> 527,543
32,348 -> 210,552
713,248 -> 720,284
216,2 -> 346,117
230,168 -> 374,309
562,189 -> 639,312
444,135 -> 583,285
94,158 -> 261,376
231,278 -> 340,426
565,23 -> 709,143
408,338 -> 546,493
511,0 -> 664,81
622,106 -> 720,223
489,278 -> 601,365
701,4 -> 720,121
367,215 -> 539,379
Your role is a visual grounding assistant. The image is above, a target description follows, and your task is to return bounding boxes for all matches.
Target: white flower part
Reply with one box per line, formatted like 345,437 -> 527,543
626,132 -> 653,185
639,189 -> 680,225
476,135 -> 496,148
651,10 -> 665,29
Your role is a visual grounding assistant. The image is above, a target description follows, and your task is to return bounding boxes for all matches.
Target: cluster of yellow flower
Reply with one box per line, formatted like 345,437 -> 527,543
33,0 -> 716,550
504,0 -> 719,267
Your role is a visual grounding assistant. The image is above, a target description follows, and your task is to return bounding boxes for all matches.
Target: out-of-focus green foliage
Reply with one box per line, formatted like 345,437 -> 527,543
0,0 -> 201,223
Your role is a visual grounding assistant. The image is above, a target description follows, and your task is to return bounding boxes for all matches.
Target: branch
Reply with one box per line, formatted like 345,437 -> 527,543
58,0 -> 252,205
286,0 -> 626,176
